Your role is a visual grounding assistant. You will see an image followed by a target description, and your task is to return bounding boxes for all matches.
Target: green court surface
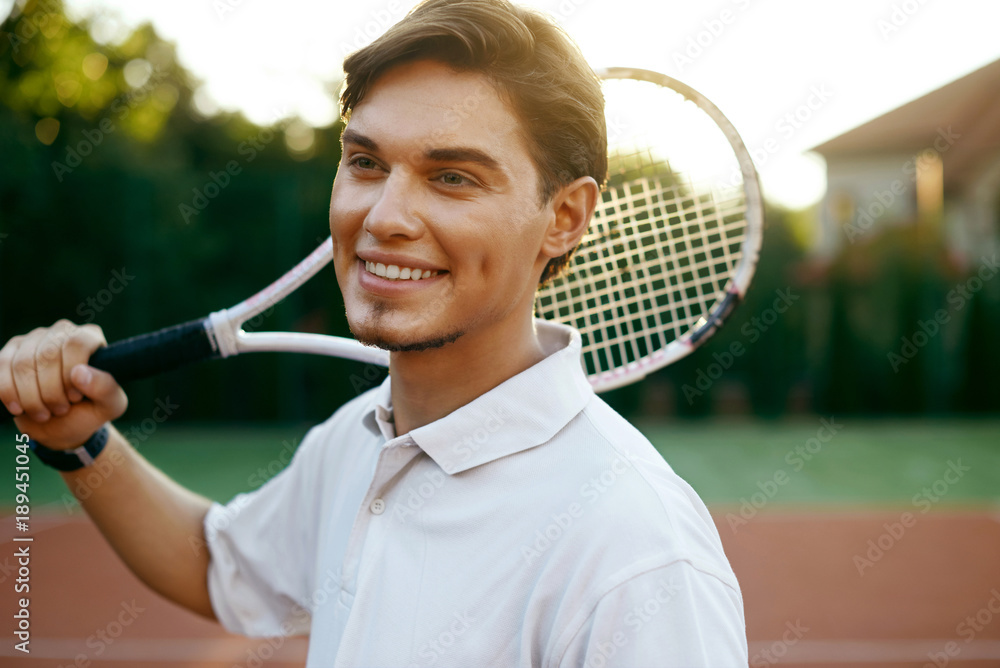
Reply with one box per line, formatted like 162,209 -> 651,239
644,418 -> 1000,506
2,419 -> 998,511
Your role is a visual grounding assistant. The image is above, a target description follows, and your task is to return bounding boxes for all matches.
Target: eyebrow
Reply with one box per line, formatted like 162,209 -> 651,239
426,147 -> 501,172
342,129 -> 502,172
341,129 -> 378,151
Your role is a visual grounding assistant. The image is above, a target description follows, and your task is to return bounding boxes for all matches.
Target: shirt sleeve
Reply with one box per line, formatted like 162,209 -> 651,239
204,432 -> 326,638
556,561 -> 748,668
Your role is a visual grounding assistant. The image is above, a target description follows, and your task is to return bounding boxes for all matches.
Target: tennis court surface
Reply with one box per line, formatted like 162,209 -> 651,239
3,420 -> 998,667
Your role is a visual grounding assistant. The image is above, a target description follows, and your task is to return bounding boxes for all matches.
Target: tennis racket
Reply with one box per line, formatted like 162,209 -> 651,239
1,67 -> 762,419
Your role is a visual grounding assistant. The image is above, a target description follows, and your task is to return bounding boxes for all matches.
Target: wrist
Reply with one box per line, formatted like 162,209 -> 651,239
29,424 -> 111,472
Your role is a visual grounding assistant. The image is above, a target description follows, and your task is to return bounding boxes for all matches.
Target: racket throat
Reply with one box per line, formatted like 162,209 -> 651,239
207,309 -> 242,359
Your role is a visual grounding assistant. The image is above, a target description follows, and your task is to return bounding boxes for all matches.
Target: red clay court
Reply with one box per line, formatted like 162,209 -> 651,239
3,507 -> 999,668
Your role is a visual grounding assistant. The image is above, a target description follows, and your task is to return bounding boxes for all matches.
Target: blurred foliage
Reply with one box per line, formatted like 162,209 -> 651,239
0,0 -> 378,424
1,1 -> 996,423
606,199 -> 1000,419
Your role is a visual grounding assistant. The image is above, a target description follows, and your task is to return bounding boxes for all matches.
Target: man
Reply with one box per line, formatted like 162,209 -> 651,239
0,0 -> 747,664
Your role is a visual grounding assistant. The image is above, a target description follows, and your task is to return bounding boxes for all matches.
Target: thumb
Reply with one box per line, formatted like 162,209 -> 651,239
70,364 -> 128,419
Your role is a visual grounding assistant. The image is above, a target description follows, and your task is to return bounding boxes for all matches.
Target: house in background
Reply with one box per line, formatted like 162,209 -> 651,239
800,59 -> 1000,415
811,58 -> 1000,266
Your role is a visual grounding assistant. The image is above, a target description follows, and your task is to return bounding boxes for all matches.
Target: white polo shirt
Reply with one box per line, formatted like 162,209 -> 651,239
205,320 -> 747,667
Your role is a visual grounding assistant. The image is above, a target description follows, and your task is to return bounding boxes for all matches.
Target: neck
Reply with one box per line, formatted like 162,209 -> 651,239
388,314 -> 544,435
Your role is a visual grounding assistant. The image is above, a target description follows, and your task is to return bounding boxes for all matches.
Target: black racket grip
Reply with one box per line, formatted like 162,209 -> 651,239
88,318 -> 219,382
2,318 -> 219,421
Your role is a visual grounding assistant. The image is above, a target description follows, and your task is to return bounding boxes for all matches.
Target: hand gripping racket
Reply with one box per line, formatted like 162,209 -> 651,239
1,67 -> 762,419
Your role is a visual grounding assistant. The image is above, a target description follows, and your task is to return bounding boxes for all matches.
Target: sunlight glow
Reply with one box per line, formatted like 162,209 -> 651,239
53,0 -> 1000,210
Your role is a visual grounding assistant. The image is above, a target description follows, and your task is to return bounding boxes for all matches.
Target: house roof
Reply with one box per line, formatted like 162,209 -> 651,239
811,58 -> 1000,190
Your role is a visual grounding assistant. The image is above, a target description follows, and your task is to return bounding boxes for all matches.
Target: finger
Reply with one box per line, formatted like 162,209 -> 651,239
62,323 -> 106,404
11,329 -> 49,422
0,335 -> 25,416
71,364 -> 128,420
36,321 -> 76,417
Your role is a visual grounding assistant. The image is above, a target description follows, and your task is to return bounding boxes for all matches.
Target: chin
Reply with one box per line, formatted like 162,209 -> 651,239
347,308 -> 465,353
364,332 -> 464,352
351,326 -> 465,352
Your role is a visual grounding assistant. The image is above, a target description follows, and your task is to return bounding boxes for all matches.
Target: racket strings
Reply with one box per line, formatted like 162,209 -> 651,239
536,94 -> 750,377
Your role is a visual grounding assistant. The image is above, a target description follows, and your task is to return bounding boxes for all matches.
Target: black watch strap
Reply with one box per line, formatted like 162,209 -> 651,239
29,425 -> 111,472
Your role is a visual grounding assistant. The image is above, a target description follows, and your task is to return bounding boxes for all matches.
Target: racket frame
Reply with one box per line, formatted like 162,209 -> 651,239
541,67 -> 763,392
207,68 -> 763,387
0,66 -> 762,421
206,237 -> 389,366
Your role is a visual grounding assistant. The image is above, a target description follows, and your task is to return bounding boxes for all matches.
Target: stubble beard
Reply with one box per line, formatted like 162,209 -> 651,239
350,302 -> 465,352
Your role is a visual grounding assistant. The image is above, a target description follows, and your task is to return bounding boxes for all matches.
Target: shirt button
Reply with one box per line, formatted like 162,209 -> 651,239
370,498 -> 386,515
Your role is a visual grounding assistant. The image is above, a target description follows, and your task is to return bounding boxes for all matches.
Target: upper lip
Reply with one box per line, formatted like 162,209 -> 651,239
356,250 -> 446,273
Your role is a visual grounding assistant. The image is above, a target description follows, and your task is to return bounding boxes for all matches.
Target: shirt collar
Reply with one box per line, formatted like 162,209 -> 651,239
362,380 -> 397,441
361,320 -> 593,474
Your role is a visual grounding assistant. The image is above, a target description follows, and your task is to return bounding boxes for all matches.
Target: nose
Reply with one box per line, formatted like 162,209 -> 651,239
363,171 -> 425,242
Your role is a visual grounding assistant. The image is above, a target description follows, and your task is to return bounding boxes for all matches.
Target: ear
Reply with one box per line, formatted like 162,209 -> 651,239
540,176 -> 599,260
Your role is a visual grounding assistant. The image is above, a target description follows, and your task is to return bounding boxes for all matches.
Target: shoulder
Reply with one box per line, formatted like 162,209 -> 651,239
553,558 -> 748,668
528,397 -> 745,662
549,395 -> 738,589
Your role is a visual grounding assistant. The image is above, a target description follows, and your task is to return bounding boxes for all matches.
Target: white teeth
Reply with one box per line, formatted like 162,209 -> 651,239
364,261 -> 439,281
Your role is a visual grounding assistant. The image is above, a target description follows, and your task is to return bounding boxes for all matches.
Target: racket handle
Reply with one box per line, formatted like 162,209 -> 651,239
88,318 -> 220,382
2,318 -> 219,421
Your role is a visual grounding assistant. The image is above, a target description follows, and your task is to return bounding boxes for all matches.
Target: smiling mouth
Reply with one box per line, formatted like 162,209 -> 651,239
363,261 -> 442,281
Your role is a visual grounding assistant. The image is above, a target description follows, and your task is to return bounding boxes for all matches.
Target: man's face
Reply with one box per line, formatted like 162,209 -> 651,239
329,59 -> 555,352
